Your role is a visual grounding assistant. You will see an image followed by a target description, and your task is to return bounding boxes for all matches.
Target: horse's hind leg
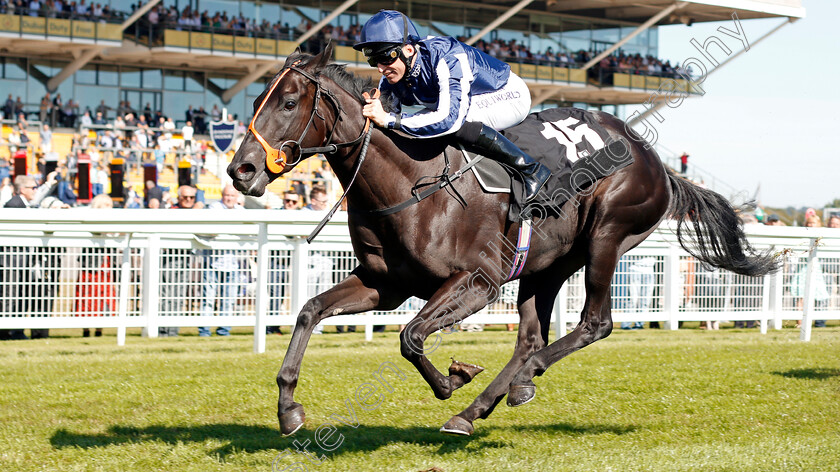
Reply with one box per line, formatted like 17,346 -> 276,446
441,276 -> 558,436
277,268 -> 402,436
507,243 -> 621,407
399,270 -> 496,401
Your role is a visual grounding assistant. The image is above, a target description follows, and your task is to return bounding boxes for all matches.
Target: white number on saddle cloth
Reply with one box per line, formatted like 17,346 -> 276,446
540,117 -> 605,163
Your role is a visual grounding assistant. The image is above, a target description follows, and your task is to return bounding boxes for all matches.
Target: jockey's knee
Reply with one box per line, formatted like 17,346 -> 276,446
454,121 -> 483,144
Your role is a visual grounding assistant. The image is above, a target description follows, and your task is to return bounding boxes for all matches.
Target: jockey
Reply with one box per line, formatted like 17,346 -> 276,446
354,10 -> 551,202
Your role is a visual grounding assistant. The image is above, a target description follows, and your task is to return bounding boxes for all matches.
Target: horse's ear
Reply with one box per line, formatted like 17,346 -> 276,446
284,48 -> 303,67
312,41 -> 334,72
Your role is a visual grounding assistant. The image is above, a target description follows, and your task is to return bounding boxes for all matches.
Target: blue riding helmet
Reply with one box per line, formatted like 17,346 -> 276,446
353,10 -> 420,55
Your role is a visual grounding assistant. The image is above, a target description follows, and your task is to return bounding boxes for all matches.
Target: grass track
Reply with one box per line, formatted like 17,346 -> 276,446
1,327 -> 839,471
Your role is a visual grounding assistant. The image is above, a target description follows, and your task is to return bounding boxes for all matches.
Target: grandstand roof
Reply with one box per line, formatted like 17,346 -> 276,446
281,0 -> 805,28
0,0 -> 804,109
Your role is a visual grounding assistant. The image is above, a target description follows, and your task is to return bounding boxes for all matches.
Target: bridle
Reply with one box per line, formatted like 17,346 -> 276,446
247,61 -> 371,174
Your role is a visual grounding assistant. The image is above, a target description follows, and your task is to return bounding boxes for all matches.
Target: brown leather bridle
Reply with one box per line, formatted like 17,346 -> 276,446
247,62 -> 371,174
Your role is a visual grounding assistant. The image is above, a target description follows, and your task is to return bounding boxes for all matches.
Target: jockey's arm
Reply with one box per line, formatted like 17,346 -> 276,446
379,54 -> 472,138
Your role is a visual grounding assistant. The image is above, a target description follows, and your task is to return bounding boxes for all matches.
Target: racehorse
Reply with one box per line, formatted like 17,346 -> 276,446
227,44 -> 777,436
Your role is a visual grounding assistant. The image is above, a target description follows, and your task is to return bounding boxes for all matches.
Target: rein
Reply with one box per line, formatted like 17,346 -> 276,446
248,63 -> 374,242
249,62 -> 481,238
248,64 -> 369,174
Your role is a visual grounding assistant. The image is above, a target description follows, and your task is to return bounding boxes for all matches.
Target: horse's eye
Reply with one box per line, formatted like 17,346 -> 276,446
284,100 -> 296,110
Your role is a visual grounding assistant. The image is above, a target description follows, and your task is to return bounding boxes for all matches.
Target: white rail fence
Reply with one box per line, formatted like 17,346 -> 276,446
1,209 -> 839,352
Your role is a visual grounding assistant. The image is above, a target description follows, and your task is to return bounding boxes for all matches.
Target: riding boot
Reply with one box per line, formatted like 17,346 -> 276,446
457,123 -> 551,202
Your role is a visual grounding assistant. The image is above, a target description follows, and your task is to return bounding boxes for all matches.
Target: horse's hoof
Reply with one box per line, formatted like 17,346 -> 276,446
449,359 -> 485,385
507,382 -> 536,407
440,416 -> 474,436
279,403 -> 305,436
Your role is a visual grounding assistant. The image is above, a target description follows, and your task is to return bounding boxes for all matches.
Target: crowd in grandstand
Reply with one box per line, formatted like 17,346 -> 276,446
0,0 -> 123,21
1,0 -> 693,80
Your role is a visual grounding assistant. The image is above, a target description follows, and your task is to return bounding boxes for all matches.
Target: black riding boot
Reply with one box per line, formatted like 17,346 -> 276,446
456,122 -> 551,202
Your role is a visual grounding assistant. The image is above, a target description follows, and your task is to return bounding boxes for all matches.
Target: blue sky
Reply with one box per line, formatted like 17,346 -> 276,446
626,1 -> 839,208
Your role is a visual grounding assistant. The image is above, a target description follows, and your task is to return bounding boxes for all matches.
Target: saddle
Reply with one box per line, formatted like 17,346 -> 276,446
462,107 -> 635,221
364,108 -> 633,221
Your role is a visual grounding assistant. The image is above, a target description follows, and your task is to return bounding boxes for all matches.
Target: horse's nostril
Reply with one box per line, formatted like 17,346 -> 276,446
237,163 -> 255,176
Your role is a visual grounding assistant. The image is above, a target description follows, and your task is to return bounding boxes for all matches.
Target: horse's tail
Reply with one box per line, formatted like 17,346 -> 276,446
667,170 -> 779,277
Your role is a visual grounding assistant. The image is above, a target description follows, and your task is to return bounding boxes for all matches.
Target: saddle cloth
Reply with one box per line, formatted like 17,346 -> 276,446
461,107 -> 635,222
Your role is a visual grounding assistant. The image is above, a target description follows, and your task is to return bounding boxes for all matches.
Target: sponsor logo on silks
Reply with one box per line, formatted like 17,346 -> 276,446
209,120 -> 237,153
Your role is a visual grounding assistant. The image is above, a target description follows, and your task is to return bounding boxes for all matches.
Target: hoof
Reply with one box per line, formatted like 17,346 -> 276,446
507,382 -> 536,407
440,416 -> 474,436
449,359 -> 485,385
279,403 -> 305,436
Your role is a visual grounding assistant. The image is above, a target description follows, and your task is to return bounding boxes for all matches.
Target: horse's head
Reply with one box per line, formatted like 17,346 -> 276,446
228,44 -> 338,196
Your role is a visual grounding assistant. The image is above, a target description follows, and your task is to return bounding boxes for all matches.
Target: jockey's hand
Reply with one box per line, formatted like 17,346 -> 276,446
363,98 -> 389,128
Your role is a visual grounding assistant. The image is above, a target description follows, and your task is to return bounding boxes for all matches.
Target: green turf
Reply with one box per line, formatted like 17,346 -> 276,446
1,326 -> 838,471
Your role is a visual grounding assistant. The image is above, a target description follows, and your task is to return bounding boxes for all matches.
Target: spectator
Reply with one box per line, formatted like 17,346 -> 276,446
13,97 -> 24,118
794,213 -> 828,328
39,93 -> 51,124
75,194 -> 115,338
304,184 -> 329,211
302,185 -> 331,334
626,256 -> 656,330
52,93 -> 63,126
679,152 -> 689,174
38,123 -> 53,154
198,184 -> 243,337
92,162 -> 108,196
0,176 -> 13,207
282,190 -> 300,210
158,184 -> 199,337
765,214 -> 784,226
148,181 -> 164,209
182,120 -> 194,155
95,100 -> 112,120
2,94 -> 12,119
265,190 -> 301,335
0,175 -> 58,340
79,110 -> 93,132
828,215 -> 840,229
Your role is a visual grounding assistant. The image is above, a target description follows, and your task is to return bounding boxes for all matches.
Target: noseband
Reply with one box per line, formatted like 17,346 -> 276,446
248,62 -> 370,174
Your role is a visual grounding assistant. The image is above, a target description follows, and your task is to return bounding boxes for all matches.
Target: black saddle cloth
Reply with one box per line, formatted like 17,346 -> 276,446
470,107 -> 635,221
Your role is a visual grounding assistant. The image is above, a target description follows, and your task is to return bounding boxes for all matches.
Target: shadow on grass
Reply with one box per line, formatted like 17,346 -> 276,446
508,422 -> 635,436
51,418 -> 634,460
50,423 -> 504,459
773,368 -> 840,380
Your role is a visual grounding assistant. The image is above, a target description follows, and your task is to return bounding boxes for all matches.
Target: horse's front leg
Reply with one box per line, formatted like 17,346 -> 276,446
399,270 -> 496,401
277,268 -> 401,436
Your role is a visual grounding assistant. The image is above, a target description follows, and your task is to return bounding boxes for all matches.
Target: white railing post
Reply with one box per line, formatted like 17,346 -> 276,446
253,223 -> 269,354
800,239 -> 818,342
770,267 -> 783,330
116,233 -> 133,346
365,311 -> 374,342
141,235 -> 160,338
760,273 -> 771,334
290,238 -> 309,321
663,246 -> 680,330
555,282 -> 569,340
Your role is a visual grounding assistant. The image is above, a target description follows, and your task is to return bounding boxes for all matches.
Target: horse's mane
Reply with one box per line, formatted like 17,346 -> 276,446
280,52 -> 395,110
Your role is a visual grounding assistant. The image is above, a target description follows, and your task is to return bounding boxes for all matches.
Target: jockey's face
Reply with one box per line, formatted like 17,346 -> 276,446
377,44 -> 415,84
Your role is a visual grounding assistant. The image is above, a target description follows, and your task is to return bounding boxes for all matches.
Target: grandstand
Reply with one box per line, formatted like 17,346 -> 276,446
0,0 -> 804,205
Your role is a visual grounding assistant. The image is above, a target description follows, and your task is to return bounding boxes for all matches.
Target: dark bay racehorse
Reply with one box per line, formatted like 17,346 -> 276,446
228,44 -> 777,436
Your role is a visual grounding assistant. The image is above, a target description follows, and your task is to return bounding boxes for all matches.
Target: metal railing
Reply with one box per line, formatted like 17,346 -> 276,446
0,210 -> 838,352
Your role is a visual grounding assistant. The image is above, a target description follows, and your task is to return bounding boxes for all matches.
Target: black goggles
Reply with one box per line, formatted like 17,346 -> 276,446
365,46 -> 401,67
